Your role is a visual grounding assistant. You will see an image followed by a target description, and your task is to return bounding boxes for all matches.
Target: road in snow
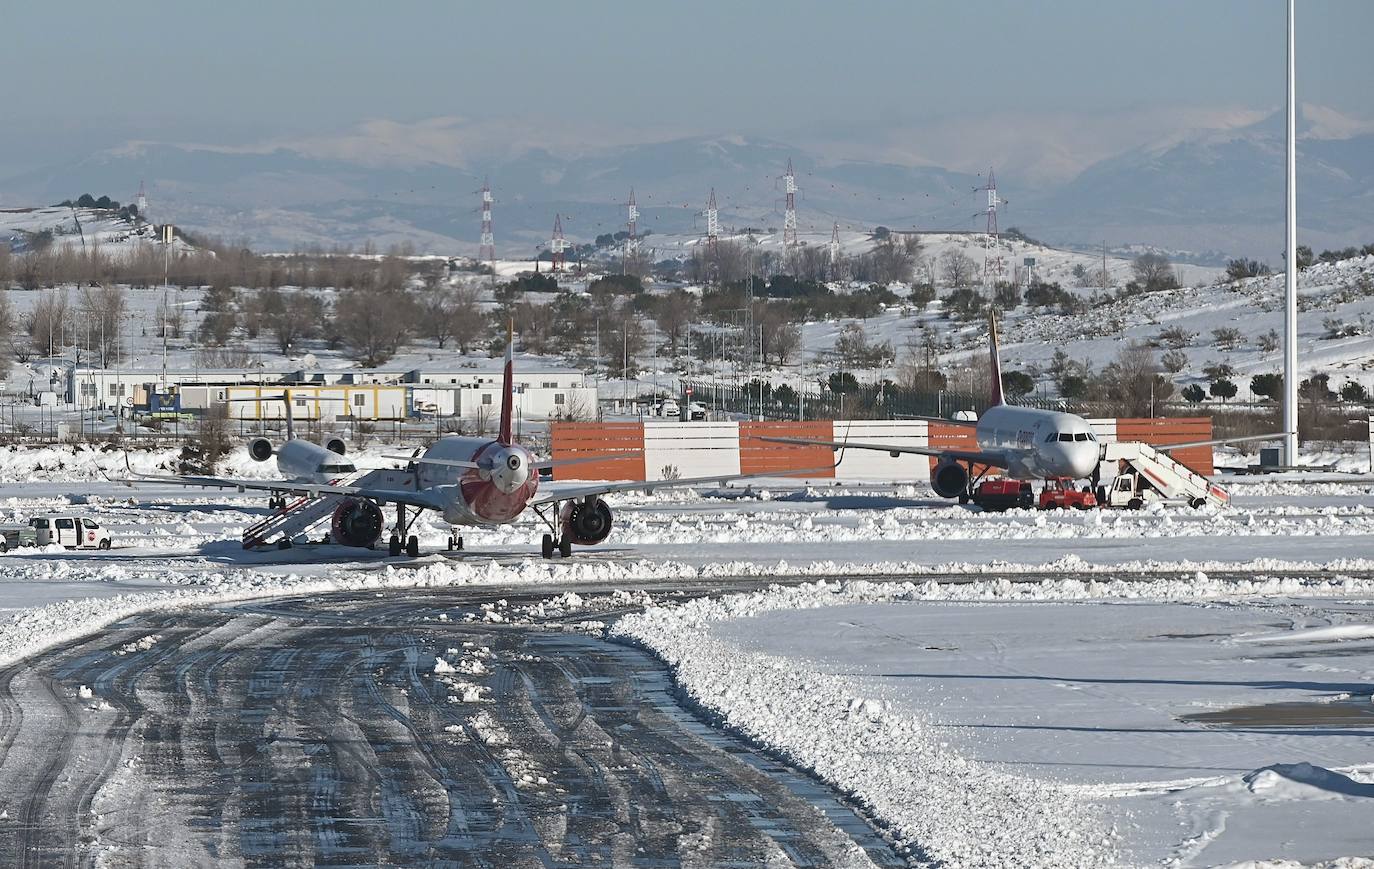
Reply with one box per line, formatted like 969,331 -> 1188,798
0,583 -> 899,868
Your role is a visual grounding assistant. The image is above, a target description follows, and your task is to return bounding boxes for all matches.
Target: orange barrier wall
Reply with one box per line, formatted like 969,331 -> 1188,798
1116,418 -> 1213,475
550,422 -> 646,480
926,422 -> 997,478
739,421 -> 838,478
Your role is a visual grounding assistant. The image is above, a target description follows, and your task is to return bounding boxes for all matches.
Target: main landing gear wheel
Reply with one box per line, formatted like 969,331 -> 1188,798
447,535 -> 463,551
558,537 -> 572,558
542,534 -> 555,559
405,535 -> 419,558
388,535 -> 401,557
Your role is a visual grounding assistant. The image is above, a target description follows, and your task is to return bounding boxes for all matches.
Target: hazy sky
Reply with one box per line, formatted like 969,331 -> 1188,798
3,0 -> 1371,177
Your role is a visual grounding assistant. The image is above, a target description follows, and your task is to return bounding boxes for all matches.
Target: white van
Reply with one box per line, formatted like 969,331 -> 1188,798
30,515 -> 113,550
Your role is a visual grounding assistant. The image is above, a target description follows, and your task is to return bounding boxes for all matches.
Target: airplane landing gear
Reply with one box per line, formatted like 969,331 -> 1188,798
542,534 -> 554,559
447,535 -> 463,551
405,535 -> 419,558
388,535 -> 401,557
558,536 -> 572,558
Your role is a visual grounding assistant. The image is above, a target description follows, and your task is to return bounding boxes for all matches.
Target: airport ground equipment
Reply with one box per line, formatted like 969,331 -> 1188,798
1098,441 -> 1228,509
241,468 -> 409,549
969,479 -> 1034,512
1038,479 -> 1098,510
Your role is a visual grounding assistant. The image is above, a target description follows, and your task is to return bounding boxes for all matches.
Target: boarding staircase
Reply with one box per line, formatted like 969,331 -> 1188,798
1102,441 -> 1229,507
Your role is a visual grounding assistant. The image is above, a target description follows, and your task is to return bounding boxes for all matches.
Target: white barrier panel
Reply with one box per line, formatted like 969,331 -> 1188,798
643,421 -> 742,482
830,420 -> 931,482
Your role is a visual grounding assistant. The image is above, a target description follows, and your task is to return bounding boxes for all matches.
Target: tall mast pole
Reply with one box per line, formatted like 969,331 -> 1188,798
1283,0 -> 1299,465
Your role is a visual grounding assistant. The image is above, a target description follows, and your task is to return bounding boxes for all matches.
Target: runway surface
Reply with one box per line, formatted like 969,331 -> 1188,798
0,580 -> 902,868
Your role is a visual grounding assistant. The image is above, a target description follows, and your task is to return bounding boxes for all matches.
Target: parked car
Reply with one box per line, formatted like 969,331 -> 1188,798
686,401 -> 708,421
28,515 -> 113,550
653,399 -> 681,418
0,524 -> 38,552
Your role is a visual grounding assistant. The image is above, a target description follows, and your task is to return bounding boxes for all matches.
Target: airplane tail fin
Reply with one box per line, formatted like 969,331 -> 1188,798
989,312 -> 1005,406
498,320 -> 515,444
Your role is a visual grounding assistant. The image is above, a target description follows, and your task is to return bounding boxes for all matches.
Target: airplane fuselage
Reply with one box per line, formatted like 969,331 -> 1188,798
275,439 -> 356,483
974,404 -> 1101,480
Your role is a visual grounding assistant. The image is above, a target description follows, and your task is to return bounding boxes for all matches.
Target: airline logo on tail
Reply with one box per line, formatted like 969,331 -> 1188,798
989,312 -> 1005,407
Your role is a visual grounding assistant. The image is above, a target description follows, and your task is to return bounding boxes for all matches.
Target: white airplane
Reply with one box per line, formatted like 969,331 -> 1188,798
233,391 -> 355,508
765,315 -> 1280,503
128,332 -> 833,557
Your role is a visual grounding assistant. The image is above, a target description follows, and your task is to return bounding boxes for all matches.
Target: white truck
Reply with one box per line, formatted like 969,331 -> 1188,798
1098,442 -> 1229,509
28,515 -> 113,550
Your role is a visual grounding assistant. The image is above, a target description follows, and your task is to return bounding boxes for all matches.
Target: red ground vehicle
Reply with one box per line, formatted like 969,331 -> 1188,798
1038,478 -> 1098,510
968,479 -> 1034,512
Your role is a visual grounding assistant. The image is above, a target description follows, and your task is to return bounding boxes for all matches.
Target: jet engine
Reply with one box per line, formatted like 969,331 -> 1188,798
560,498 -> 614,546
931,460 -> 969,499
324,437 -> 347,456
249,438 -> 274,462
330,498 -> 385,548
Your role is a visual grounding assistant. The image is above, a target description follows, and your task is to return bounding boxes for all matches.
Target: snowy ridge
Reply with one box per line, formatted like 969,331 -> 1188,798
611,573 -> 1374,868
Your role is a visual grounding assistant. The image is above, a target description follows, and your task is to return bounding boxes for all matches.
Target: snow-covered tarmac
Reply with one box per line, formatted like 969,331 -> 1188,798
0,465 -> 1372,866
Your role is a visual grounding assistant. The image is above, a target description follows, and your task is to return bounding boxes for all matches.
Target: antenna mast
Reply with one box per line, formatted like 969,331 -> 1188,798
550,213 -> 567,272
623,187 -> 639,275
478,177 -> 495,265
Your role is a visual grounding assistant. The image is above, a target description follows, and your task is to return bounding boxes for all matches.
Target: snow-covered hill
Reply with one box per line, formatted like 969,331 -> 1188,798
0,206 -> 192,258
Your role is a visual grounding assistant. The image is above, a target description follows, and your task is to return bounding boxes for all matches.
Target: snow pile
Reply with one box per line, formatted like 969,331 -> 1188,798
611,574 -> 1374,868
1239,763 -> 1374,802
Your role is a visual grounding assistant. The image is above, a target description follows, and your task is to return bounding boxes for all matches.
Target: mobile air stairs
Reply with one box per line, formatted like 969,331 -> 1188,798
1100,441 -> 1229,509
241,468 -> 402,549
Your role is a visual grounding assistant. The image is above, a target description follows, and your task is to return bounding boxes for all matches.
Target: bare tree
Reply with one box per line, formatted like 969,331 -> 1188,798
80,284 -> 127,367
335,286 -> 411,366
415,282 -> 457,349
194,403 -> 233,472
758,302 -> 802,365
653,289 -> 699,357
271,291 -> 321,355
27,291 -> 68,357
1131,252 -> 1177,291
939,250 -> 976,289
451,286 -> 486,354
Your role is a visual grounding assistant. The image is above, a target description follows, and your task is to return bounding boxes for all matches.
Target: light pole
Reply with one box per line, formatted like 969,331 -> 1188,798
1282,0 -> 1299,464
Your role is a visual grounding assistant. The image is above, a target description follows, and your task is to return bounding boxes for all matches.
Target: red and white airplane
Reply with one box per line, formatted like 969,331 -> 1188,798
131,335 -> 831,558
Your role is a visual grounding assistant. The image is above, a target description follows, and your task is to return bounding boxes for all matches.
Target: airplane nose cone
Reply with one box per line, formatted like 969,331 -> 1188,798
1071,446 -> 1099,479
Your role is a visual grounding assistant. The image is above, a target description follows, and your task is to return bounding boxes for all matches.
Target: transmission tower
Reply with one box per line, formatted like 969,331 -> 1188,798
550,213 -> 567,272
974,168 -> 1005,289
135,180 -> 148,224
622,187 -> 639,275
478,177 -> 495,264
779,158 -> 799,249
702,188 -> 720,255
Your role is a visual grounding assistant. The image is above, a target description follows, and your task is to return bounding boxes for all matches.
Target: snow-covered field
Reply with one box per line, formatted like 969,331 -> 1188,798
0,443 -> 1372,865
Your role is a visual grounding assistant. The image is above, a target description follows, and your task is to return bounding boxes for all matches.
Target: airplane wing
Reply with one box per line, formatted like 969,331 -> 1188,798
891,414 -> 978,427
529,464 -> 840,506
113,469 -> 447,512
1152,432 -> 1293,452
756,436 -> 1013,469
394,453 -> 643,472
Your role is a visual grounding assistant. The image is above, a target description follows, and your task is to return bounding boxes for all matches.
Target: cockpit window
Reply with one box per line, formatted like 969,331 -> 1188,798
1045,433 -> 1057,443
1074,432 -> 1090,441
1058,433 -> 1074,442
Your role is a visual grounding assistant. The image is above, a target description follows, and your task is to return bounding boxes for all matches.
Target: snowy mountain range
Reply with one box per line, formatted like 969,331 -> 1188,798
2,107 -> 1369,261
